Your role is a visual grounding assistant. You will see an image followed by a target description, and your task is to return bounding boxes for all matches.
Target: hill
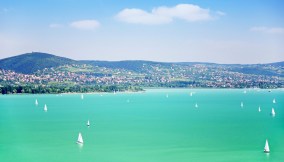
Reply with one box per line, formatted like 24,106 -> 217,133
81,60 -> 173,73
268,61 -> 284,67
0,52 -> 77,74
0,52 -> 283,93
0,52 -> 283,77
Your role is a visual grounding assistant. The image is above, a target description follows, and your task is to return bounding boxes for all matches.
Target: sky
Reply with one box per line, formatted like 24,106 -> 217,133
0,0 -> 284,64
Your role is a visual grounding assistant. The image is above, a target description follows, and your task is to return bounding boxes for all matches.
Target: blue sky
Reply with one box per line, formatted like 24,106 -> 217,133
1,0 -> 284,63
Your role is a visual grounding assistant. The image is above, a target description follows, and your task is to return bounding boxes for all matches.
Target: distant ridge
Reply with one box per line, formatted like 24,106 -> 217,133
268,61 -> 284,66
0,52 -> 283,75
0,52 -> 77,74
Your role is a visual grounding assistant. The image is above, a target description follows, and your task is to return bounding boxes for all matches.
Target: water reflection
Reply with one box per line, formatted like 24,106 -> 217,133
266,153 -> 270,159
78,143 -> 83,151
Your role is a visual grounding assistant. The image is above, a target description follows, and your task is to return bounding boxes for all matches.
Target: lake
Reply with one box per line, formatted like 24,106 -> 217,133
0,89 -> 283,162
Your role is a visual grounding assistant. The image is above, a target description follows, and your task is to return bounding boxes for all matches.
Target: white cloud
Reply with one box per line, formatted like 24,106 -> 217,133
49,23 -> 63,28
70,20 -> 100,30
116,4 -> 221,25
154,4 -> 212,21
216,11 -> 226,16
250,26 -> 284,34
115,8 -> 171,25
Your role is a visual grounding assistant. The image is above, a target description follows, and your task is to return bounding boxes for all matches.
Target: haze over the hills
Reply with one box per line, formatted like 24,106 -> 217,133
1,1 -> 284,64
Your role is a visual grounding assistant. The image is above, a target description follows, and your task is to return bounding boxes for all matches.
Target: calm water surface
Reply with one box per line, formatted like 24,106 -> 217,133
0,89 -> 283,162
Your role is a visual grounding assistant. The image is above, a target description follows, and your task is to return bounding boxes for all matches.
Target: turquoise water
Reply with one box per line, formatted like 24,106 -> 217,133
0,89 -> 283,162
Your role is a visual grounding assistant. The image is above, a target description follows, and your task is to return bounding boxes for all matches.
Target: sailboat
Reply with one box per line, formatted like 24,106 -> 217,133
77,132 -> 83,144
44,104 -> 47,112
195,103 -> 198,108
271,108 -> 276,116
258,106 -> 261,112
87,120 -> 90,127
81,94 -> 84,99
35,99 -> 38,106
264,139 -> 270,153
241,102 -> 243,108
190,92 -> 193,96
273,98 -> 276,104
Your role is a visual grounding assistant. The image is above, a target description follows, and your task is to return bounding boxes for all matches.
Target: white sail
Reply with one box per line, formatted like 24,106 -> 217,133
264,139 -> 270,153
87,120 -> 90,126
44,104 -> 47,112
81,94 -> 84,99
273,98 -> 276,104
77,132 -> 83,144
258,106 -> 261,112
195,103 -> 198,108
271,108 -> 275,116
241,102 -> 243,108
190,92 -> 193,96
35,99 -> 38,105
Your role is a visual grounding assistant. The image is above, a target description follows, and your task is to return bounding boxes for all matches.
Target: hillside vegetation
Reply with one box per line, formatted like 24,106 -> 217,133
0,52 -> 283,94
0,52 -> 77,74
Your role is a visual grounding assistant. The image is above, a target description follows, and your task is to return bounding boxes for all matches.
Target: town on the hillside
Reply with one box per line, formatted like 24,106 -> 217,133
0,63 -> 283,94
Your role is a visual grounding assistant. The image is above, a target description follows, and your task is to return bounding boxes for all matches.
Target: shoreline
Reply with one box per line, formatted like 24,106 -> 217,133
2,87 -> 284,95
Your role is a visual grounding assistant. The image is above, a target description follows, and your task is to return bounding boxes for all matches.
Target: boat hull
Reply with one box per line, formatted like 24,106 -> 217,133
77,141 -> 83,144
